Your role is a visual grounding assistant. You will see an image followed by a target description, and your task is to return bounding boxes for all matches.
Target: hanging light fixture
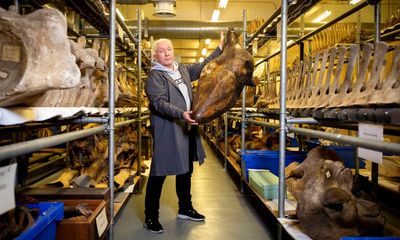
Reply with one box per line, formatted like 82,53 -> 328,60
219,0 -> 228,9
153,0 -> 176,17
349,0 -> 362,4
312,10 -> 331,23
211,9 -> 220,22
205,39 -> 211,45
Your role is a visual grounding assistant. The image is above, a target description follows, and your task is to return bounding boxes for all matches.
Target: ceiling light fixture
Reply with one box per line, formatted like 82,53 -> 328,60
211,9 -> 220,22
201,48 -> 207,56
219,0 -> 228,9
312,10 -> 331,23
153,0 -> 176,18
349,0 -> 362,4
199,57 -> 204,63
205,39 -> 211,45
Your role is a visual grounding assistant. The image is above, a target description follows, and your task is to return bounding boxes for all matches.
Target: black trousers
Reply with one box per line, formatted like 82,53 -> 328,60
144,130 -> 196,219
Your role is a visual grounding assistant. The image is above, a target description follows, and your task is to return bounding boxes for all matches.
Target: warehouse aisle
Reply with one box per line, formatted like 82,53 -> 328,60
114,139 -> 273,240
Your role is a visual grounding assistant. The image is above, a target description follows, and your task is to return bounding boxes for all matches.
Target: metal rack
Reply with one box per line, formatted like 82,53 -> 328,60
0,2 -> 148,239
221,0 -> 400,237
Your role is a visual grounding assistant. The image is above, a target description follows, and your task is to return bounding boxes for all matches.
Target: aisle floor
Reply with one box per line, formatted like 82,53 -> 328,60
114,139 -> 273,240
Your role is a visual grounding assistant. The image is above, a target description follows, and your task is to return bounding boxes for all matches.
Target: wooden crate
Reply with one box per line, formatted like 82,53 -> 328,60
56,199 -> 109,240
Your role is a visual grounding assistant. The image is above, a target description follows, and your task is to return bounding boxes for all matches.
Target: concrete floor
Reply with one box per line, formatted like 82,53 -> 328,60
114,140 -> 273,240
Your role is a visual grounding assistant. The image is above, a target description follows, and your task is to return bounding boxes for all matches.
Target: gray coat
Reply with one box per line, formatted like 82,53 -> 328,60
145,47 -> 222,176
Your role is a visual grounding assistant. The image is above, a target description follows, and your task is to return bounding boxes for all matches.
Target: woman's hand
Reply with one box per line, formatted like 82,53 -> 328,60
219,31 -> 225,51
183,111 -> 198,125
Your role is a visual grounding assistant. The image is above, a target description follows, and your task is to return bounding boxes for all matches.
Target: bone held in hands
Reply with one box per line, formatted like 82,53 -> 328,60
191,28 -> 256,124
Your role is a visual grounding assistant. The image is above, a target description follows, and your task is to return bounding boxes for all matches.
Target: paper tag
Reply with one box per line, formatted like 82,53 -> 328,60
232,120 -> 237,129
0,163 -> 17,215
146,119 -> 150,127
96,207 -> 108,236
2,45 -> 21,62
287,132 -> 295,138
358,123 -> 383,164
0,70 -> 8,79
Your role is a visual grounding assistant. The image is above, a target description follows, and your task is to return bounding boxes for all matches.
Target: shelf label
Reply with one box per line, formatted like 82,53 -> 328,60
0,163 -> 17,215
96,207 -> 108,237
358,123 -> 383,164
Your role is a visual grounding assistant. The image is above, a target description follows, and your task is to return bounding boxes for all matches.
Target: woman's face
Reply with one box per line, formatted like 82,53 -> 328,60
154,41 -> 174,68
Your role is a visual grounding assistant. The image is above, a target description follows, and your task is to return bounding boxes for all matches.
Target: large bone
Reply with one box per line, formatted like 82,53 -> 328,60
306,49 -> 329,108
350,42 -> 389,106
312,47 -> 337,109
191,28 -> 255,123
369,44 -> 400,105
329,44 -> 359,107
0,8 -> 80,107
317,46 -> 347,108
286,147 -> 385,240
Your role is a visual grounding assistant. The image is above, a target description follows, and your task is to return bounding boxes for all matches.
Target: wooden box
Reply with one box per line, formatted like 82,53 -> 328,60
56,199 -> 109,240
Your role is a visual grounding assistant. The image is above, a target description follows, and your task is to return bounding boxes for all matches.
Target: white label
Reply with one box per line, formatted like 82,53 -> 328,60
232,120 -> 237,129
96,207 -> 108,236
2,45 -> 21,62
146,120 -> 150,127
0,163 -> 17,215
0,70 -> 8,79
358,123 -> 383,164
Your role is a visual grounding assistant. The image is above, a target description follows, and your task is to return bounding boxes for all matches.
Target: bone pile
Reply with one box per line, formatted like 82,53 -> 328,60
255,42 -> 400,118
46,124 -> 148,191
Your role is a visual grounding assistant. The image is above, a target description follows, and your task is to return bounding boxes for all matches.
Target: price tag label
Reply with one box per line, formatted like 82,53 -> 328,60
358,123 -> 383,164
96,207 -> 108,236
0,163 -> 17,215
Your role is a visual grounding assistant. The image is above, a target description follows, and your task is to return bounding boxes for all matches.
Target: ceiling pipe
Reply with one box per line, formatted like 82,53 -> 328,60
116,0 -> 151,4
127,20 -> 243,39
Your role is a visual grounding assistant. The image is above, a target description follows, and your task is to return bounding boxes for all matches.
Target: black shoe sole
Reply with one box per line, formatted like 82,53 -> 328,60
143,223 -> 164,234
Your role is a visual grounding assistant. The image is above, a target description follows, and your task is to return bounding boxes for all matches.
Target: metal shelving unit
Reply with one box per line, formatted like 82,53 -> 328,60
211,0 -> 400,239
0,2 -> 149,239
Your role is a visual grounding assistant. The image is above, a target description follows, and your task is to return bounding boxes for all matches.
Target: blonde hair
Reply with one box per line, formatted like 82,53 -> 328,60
151,38 -> 173,56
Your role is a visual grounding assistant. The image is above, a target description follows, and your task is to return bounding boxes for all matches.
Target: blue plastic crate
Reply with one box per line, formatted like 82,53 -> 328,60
241,150 -> 307,181
341,237 -> 400,240
16,202 -> 64,240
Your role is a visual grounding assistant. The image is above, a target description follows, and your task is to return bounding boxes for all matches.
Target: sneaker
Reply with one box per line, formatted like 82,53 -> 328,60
143,218 -> 163,234
177,209 -> 205,222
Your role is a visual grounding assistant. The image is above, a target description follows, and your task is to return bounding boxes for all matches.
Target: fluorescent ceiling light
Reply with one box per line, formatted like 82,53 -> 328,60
199,57 -> 204,63
219,0 -> 228,8
211,9 -> 220,22
201,48 -> 207,56
312,10 -> 331,23
205,39 -> 211,45
116,8 -> 125,21
349,0 -> 362,4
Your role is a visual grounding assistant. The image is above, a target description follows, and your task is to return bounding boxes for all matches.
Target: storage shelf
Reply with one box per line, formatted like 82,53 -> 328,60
0,107 -> 148,126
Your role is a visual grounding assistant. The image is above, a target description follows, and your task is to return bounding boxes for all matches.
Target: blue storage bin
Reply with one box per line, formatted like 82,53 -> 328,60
305,141 -> 365,169
241,150 -> 307,181
341,237 -> 400,240
16,202 -> 64,240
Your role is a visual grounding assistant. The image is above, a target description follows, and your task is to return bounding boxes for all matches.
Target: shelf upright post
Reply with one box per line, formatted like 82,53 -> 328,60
371,1 -> 381,200
14,0 -> 19,13
224,113 -> 228,171
137,8 -> 143,190
107,0 -> 116,239
241,9 -> 248,193
278,0 -> 288,219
